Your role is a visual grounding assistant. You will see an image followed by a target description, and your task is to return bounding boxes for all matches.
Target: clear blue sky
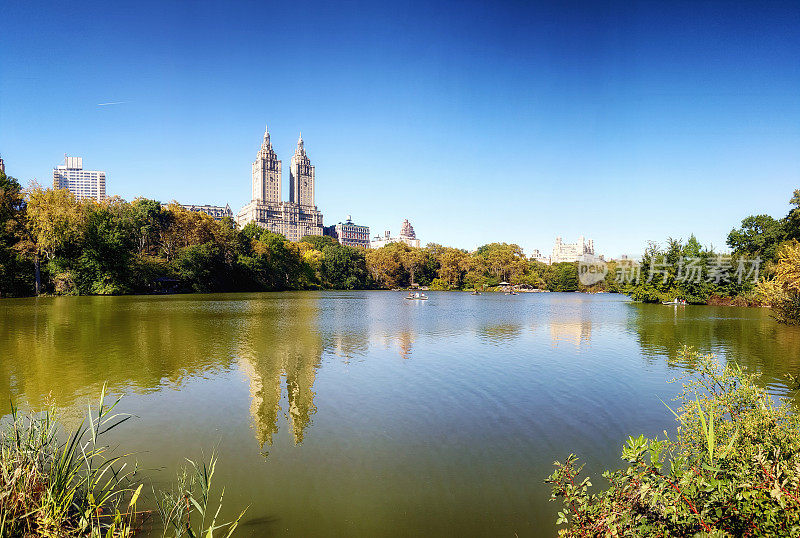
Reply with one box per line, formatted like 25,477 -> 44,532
1,0 -> 798,258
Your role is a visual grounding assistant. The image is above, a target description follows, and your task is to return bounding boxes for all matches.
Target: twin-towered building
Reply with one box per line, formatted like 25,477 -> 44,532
236,126 -> 324,241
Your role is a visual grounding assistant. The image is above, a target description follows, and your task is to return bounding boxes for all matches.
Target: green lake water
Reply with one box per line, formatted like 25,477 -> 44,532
3,291 -> 800,536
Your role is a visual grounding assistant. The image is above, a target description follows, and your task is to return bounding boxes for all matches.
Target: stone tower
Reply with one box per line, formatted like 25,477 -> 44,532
252,125 -> 282,203
289,133 -> 315,207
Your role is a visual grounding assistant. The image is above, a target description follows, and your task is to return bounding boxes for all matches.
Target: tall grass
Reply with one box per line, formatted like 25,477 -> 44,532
0,388 -> 245,537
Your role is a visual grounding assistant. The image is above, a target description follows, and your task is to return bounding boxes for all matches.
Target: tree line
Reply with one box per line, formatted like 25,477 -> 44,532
2,167 -> 799,320
0,171 -> 585,297
620,188 -> 800,322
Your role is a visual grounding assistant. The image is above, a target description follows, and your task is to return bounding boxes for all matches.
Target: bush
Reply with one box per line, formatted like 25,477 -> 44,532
547,347 -> 800,536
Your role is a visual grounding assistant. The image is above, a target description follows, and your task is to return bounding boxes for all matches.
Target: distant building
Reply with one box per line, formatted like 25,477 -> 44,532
324,215 -> 370,248
0,154 -> 5,175
181,204 -> 233,221
53,156 -> 106,201
370,219 -> 421,249
551,236 -> 597,263
237,127 -> 324,241
530,249 -> 551,265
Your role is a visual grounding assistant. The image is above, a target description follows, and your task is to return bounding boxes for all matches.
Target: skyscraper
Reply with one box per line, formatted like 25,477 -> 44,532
237,126 -> 324,241
252,125 -> 282,203
53,156 -> 106,201
290,134 -> 314,207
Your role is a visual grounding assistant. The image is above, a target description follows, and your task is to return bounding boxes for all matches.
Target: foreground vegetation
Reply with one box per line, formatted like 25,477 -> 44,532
0,388 -> 244,537
548,348 -> 800,536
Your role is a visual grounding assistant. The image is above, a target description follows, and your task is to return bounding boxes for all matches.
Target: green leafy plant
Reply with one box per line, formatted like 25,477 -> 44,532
546,346 -> 800,536
154,453 -> 246,538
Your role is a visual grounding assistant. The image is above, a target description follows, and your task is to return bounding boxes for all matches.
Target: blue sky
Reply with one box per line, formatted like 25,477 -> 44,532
1,0 -> 798,258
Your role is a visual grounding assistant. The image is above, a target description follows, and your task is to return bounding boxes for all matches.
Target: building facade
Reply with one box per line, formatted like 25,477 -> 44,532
324,215 -> 370,248
237,127 -> 324,241
53,156 -> 106,201
530,249 -> 551,265
551,236 -> 596,263
370,219 -> 421,248
181,204 -> 234,221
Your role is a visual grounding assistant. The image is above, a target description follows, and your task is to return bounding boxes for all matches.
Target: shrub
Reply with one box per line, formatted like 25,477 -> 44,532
547,347 -> 800,536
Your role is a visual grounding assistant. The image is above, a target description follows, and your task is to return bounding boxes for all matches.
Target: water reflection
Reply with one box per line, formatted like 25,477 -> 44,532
627,303 -> 800,399
4,292 -> 800,450
236,296 -> 322,449
549,320 -> 592,348
0,295 -> 238,414
478,324 -> 523,344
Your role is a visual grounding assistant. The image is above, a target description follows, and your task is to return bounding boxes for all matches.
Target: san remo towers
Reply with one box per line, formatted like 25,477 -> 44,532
236,126 -> 323,241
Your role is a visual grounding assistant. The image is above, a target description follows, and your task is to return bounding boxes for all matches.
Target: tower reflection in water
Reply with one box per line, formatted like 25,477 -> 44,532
237,296 -> 323,451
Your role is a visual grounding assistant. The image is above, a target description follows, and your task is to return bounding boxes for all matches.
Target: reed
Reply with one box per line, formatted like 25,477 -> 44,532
0,388 -> 245,537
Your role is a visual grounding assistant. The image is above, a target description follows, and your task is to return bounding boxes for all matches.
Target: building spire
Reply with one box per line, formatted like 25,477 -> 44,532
297,132 -> 303,148
262,124 -> 270,147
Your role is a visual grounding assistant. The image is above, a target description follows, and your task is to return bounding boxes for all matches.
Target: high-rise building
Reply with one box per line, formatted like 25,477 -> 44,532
551,236 -> 597,263
0,154 -> 5,175
324,215 -> 370,248
290,134 -> 314,207
237,127 -> 324,241
251,126 -> 281,203
53,156 -> 106,201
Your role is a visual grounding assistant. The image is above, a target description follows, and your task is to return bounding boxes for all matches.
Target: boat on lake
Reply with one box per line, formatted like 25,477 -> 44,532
662,298 -> 687,305
406,292 -> 428,300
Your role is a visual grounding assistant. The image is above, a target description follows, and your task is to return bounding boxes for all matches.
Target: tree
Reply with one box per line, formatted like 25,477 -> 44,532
74,198 -> 137,294
20,186 -> 87,294
727,214 -> 784,262
0,170 -> 31,296
757,240 -> 800,324
437,247 -> 466,288
130,198 -> 164,256
400,247 -> 426,287
365,243 -> 408,288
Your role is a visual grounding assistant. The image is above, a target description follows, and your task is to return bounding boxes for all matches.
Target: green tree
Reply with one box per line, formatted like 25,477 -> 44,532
74,198 -> 137,294
727,214 -> 784,262
0,170 -> 31,296
20,186 -> 87,294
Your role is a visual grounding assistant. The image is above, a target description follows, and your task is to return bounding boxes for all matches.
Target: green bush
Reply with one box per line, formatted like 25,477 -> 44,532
547,347 -> 800,536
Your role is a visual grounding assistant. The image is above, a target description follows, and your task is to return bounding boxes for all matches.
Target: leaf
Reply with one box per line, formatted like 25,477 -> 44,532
129,484 -> 143,508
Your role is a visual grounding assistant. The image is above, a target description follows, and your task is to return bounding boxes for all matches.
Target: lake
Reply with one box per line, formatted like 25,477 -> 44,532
2,291 -> 800,536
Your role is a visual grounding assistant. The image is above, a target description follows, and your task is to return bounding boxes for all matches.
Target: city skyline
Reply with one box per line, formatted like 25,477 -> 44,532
1,1 -> 799,258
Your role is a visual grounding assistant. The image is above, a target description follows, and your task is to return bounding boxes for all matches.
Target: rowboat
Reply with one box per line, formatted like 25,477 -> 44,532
406,292 -> 428,300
